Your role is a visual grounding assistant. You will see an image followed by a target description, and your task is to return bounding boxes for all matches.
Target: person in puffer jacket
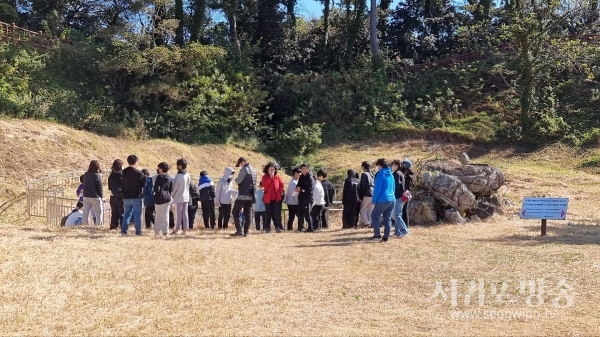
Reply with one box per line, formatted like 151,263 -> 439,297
142,169 -> 155,230
215,167 -> 235,229
198,171 -> 216,229
370,158 -> 396,242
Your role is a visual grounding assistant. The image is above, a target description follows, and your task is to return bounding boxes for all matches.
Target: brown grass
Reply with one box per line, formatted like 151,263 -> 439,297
1,119 -> 600,336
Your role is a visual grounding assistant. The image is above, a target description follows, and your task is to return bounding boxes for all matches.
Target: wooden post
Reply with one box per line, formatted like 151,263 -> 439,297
541,219 -> 547,236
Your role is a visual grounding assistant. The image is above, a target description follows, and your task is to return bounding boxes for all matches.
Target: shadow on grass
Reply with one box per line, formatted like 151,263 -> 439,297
475,223 -> 600,246
293,235 -> 378,248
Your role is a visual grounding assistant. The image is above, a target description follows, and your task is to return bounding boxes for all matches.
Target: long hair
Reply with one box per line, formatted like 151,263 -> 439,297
111,159 -> 123,173
88,160 -> 101,173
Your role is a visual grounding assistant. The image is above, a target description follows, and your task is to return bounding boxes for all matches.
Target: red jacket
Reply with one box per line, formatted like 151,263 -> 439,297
261,174 -> 284,203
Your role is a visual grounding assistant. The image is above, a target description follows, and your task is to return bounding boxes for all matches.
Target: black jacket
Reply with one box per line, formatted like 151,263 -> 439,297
199,184 -> 215,202
189,182 -> 200,206
321,179 -> 335,207
153,174 -> 173,205
108,172 -> 123,197
297,173 -> 315,203
83,172 -> 103,198
358,171 -> 374,199
393,170 -> 406,199
342,177 -> 360,205
404,169 -> 414,191
122,166 -> 146,199
235,164 -> 257,198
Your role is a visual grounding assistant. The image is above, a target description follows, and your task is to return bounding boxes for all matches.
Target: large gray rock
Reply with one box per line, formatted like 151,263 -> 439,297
444,208 -> 466,224
407,195 -> 437,225
421,172 -> 476,212
459,152 -> 470,165
425,162 -> 505,196
473,201 -> 495,219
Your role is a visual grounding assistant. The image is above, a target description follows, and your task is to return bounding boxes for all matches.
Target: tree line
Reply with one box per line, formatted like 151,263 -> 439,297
2,0 -> 600,166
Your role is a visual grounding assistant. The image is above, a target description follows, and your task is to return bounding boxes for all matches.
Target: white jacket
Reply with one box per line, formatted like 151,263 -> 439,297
313,181 -> 325,206
172,172 -> 191,204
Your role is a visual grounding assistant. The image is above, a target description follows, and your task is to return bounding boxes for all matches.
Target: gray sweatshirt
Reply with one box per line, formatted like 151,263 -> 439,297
285,179 -> 299,205
172,171 -> 191,204
215,167 -> 235,205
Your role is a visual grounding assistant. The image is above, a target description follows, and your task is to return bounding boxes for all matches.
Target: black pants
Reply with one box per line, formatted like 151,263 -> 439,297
402,201 -> 409,227
218,204 -> 231,229
255,211 -> 265,230
297,202 -> 313,231
343,203 -> 358,228
287,204 -> 299,230
265,200 -> 283,231
109,196 -> 124,230
201,200 -> 216,228
145,205 -> 155,229
321,207 -> 330,228
188,202 -> 198,229
232,199 -> 253,234
311,205 -> 324,229
169,209 -> 175,229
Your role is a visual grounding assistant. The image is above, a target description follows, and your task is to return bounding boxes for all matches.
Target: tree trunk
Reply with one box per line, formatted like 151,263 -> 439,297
319,0 -> 330,67
518,36 -> 534,128
286,0 -> 296,41
190,0 -> 207,42
344,0 -> 366,67
369,0 -> 383,71
175,0 -> 185,45
228,12 -> 241,54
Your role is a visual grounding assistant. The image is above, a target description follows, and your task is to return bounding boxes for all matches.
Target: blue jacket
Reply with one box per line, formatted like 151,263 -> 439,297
372,167 -> 396,204
143,177 -> 154,206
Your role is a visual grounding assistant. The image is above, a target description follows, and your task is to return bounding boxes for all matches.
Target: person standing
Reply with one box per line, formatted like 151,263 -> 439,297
172,158 -> 191,235
121,155 -> 146,236
295,163 -> 315,232
358,161 -> 375,228
317,170 -> 335,229
311,176 -> 325,230
215,167 -> 235,229
342,169 -> 360,229
392,160 -> 410,237
284,168 -> 301,231
261,162 -> 284,233
370,158 -> 396,242
108,159 -> 124,230
231,157 -> 257,237
142,169 -> 155,230
82,160 -> 103,226
198,171 -> 216,229
188,181 -> 200,229
254,182 -> 266,230
153,162 -> 173,237
401,158 -> 414,227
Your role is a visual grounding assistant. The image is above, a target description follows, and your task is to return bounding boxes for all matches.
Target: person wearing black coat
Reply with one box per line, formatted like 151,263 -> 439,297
317,170 -> 335,229
401,159 -> 414,226
108,159 -> 124,230
342,170 -> 360,229
82,160 -> 104,226
295,163 -> 315,232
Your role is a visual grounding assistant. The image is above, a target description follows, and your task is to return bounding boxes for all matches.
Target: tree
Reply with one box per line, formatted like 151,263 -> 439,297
175,0 -> 184,45
369,0 -> 383,70
189,0 -> 208,42
344,0 -> 367,66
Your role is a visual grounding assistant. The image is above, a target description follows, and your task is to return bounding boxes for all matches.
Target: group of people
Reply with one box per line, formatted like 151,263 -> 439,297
65,154 -> 415,242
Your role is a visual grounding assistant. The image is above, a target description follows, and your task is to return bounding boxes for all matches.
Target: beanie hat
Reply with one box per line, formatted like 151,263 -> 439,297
403,158 -> 412,170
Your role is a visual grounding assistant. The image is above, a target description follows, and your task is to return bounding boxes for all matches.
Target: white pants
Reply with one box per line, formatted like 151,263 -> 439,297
82,197 -> 103,226
154,203 -> 170,234
360,197 -> 374,226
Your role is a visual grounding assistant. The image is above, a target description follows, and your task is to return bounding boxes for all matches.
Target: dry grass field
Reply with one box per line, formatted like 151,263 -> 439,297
1,118 -> 600,336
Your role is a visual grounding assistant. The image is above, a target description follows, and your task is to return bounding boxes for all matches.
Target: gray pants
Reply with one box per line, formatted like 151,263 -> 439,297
174,202 -> 189,231
154,203 -> 170,234
360,197 -> 374,226
82,197 -> 103,226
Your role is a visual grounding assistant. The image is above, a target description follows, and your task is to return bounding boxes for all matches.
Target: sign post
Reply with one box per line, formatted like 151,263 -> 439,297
519,197 -> 569,236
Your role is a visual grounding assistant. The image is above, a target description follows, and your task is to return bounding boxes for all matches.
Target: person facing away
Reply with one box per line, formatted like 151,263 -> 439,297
142,169 -> 155,230
77,174 -> 97,223
188,179 -> 200,230
172,158 -> 192,235
254,182 -> 266,231
215,167 -> 235,229
121,154 -> 146,236
358,161 -> 375,228
317,169 -> 335,229
401,158 -> 414,227
82,160 -> 104,226
342,169 -> 360,229
108,159 -> 124,230
295,163 -> 315,232
153,162 -> 173,237
284,167 -> 301,231
198,171 -> 216,229
261,162 -> 285,233
63,201 -> 84,227
311,175 -> 326,230
391,159 -> 409,237
370,158 -> 396,242
231,157 -> 257,237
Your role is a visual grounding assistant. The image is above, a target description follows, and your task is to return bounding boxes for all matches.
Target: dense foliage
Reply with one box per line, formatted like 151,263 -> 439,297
2,0 -> 600,166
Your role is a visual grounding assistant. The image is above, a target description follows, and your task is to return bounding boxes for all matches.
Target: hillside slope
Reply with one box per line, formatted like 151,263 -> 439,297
0,118 -> 275,224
